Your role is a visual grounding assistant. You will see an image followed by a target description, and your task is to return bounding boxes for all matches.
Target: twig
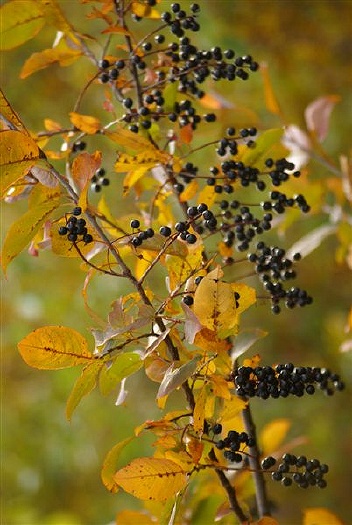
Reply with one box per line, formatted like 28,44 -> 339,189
242,403 -> 271,518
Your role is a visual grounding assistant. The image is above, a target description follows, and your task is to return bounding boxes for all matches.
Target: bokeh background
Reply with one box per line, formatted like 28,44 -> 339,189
2,1 -> 351,524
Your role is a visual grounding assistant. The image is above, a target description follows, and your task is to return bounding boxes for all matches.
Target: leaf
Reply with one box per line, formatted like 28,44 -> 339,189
0,130 -> 40,198
260,418 -> 291,456
194,327 -> 231,353
193,384 -> 207,435
157,357 -> 200,399
99,352 -> 143,396
18,326 -> 94,369
303,508 -> 344,525
104,128 -> 154,152
30,159 -> 59,188
179,123 -> 193,145
66,362 -> 102,420
114,458 -> 188,501
20,39 -> 82,78
260,62 -> 282,117
116,510 -> 155,525
1,195 -> 59,271
231,283 -> 256,315
131,2 -> 160,19
69,113 -> 101,135
305,95 -> 340,143
166,249 -> 202,293
240,128 -> 288,170
231,328 -> 267,360
0,89 -> 29,133
256,518 -> 279,525
0,0 -> 45,50
101,437 -> 134,493
72,151 -> 102,210
193,267 -> 238,337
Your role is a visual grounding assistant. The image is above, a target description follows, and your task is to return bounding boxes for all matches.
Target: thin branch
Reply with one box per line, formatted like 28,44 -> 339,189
242,403 -> 271,518
208,448 -> 248,523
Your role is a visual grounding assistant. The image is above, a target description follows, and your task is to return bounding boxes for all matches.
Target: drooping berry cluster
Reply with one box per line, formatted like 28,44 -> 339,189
262,454 -> 329,489
248,242 -> 312,313
233,364 -> 345,399
213,425 -> 255,463
58,207 -> 93,244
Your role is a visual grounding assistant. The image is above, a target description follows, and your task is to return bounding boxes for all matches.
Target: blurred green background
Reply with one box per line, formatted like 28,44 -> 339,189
2,1 -> 351,524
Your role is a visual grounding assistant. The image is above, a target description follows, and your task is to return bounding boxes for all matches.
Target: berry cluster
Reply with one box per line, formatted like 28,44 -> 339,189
213,425 -> 255,463
248,242 -> 312,313
98,3 -> 258,134
129,219 -> 155,247
58,207 -> 93,244
262,454 -> 329,489
90,168 -> 110,193
233,364 -> 345,399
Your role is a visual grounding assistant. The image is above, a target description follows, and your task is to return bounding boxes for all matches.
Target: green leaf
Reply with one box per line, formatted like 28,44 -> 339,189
18,326 -> 94,369
0,0 -> 45,50
240,128 -> 288,169
66,362 -> 103,421
1,194 -> 60,271
101,437 -> 135,493
99,352 -> 143,396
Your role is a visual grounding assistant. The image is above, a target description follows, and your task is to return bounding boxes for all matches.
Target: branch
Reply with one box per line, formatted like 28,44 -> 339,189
208,448 -> 248,523
242,403 -> 271,518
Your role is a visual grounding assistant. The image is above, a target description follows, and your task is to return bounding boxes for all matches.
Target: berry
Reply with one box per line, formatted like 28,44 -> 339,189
59,226 -> 68,236
130,219 -> 140,229
213,423 -> 222,435
182,295 -> 194,306
160,226 -> 172,237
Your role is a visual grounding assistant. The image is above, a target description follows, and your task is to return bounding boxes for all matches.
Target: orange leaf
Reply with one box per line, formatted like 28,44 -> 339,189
179,123 -> 193,144
72,151 -> 101,210
114,457 -> 188,501
18,326 -> 94,369
69,112 -> 101,135
116,510 -> 154,525
260,62 -> 282,117
20,42 -> 82,78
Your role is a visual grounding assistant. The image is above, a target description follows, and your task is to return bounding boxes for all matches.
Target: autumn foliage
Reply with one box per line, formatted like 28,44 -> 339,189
1,1 -> 351,524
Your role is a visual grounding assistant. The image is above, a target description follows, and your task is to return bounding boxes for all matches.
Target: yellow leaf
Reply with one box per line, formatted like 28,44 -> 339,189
0,130 -> 40,197
66,361 -> 102,420
210,375 -> 232,400
41,0 -> 82,44
44,118 -> 62,132
220,395 -> 247,423
105,128 -> 154,152
260,418 -> 291,456
18,326 -> 94,369
179,179 -> 199,202
101,437 -> 135,493
303,508 -> 344,525
166,249 -> 203,292
69,112 -> 101,135
193,384 -> 207,435
116,510 -> 154,525
197,184 -> 217,209
231,283 -> 256,315
0,89 -> 29,134
131,2 -> 160,19
193,267 -> 238,337
0,0 -> 44,50
194,327 -> 231,353
99,352 -> 143,396
1,194 -> 59,271
123,166 -> 150,194
114,458 -> 188,501
20,40 -> 82,79
50,218 -> 95,258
